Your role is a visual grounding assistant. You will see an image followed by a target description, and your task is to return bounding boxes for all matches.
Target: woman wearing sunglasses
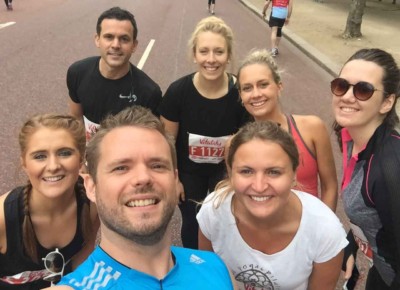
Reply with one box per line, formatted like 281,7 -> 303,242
236,49 -> 338,211
332,48 -> 400,289
0,114 -> 99,289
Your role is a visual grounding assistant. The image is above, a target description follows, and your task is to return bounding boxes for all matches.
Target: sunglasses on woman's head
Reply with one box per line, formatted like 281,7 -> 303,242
42,248 -> 65,285
330,77 -> 385,101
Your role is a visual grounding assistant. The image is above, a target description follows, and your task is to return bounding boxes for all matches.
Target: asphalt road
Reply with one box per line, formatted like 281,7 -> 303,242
0,0 -> 335,190
0,0 -> 352,288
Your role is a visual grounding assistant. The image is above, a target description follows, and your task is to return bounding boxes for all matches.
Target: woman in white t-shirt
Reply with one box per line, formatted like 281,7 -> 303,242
197,121 -> 348,290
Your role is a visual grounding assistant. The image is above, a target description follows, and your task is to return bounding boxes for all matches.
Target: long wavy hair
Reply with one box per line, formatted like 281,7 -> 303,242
18,114 -> 92,263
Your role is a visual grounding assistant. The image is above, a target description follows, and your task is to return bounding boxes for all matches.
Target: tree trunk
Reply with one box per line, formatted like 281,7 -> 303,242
343,0 -> 367,38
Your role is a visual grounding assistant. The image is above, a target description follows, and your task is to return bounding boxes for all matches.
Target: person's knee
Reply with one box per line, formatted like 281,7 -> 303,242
277,27 -> 282,37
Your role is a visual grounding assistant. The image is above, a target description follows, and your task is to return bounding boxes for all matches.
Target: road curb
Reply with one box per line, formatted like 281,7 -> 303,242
239,0 -> 341,77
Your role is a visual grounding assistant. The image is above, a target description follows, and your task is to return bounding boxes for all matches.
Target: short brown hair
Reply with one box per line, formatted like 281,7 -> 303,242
86,106 -> 177,182
210,121 -> 299,207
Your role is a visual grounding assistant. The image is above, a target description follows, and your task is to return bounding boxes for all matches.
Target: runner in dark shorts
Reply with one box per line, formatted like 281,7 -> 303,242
262,0 -> 293,57
208,0 -> 215,14
269,16 -> 285,28
4,0 -> 13,10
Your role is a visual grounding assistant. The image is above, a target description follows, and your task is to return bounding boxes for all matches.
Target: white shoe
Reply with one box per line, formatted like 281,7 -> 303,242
271,48 -> 279,57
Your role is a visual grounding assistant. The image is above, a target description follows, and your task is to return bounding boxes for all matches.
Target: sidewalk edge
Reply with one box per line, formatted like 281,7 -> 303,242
239,0 -> 341,77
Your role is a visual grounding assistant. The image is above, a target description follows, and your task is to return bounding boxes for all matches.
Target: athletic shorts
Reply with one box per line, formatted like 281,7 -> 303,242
269,16 -> 285,28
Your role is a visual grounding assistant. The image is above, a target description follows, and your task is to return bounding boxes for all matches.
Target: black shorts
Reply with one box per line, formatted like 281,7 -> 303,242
269,16 -> 285,28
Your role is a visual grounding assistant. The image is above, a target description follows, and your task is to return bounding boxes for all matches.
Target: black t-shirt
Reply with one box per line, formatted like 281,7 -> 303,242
67,56 -> 162,138
159,73 -> 248,175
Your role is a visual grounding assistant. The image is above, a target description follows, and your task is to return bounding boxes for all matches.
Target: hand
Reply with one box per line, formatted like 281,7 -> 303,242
342,256 -> 359,290
344,254 -> 355,280
285,18 -> 290,25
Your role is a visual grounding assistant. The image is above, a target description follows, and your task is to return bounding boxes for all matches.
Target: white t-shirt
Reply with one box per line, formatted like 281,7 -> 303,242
197,190 -> 348,290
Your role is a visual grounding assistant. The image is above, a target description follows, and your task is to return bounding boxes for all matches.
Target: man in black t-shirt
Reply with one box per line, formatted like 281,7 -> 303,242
67,7 -> 162,141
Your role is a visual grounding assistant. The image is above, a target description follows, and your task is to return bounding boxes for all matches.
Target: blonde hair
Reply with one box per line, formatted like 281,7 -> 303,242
188,16 -> 234,60
237,49 -> 282,91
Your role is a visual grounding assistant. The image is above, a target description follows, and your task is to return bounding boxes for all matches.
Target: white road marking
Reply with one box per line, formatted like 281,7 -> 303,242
0,22 -> 16,30
137,39 -> 155,70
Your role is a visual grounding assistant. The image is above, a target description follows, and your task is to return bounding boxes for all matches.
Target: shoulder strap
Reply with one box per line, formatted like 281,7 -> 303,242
4,187 -> 25,254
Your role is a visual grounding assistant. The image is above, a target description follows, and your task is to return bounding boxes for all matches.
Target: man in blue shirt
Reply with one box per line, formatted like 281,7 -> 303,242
46,106 -> 234,290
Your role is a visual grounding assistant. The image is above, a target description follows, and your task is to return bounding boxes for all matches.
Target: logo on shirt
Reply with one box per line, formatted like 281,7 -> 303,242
233,264 -> 280,290
68,261 -> 121,289
189,254 -> 205,264
119,93 -> 137,103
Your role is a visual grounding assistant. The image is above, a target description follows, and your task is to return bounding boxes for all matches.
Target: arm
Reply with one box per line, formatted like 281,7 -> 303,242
229,271 -> 239,290
68,99 -> 84,124
224,136 -> 233,174
296,115 -> 338,211
0,193 -> 9,254
148,86 -> 163,117
288,0 -> 293,17
198,229 -> 238,289
160,116 -> 179,140
311,117 -> 338,211
160,116 -> 185,201
262,0 -> 271,17
308,250 -> 343,290
286,0 -> 293,24
342,231 -> 358,279
198,228 -> 214,251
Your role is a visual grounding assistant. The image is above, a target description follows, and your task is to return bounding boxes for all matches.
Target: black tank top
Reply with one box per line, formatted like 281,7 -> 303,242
0,186 -> 86,289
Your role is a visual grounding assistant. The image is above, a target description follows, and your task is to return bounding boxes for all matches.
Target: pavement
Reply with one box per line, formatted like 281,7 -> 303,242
239,0 -> 400,77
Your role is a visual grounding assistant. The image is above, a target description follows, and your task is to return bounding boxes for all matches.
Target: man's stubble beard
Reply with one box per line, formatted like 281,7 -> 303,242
97,190 -> 176,246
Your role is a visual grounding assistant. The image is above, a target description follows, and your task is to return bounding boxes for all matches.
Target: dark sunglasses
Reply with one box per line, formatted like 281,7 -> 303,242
330,78 -> 385,101
42,248 -> 65,286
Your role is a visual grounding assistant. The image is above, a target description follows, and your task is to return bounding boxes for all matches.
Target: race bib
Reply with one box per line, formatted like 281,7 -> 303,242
0,269 -> 49,284
350,223 -> 373,265
188,133 -> 230,164
84,115 -> 100,142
